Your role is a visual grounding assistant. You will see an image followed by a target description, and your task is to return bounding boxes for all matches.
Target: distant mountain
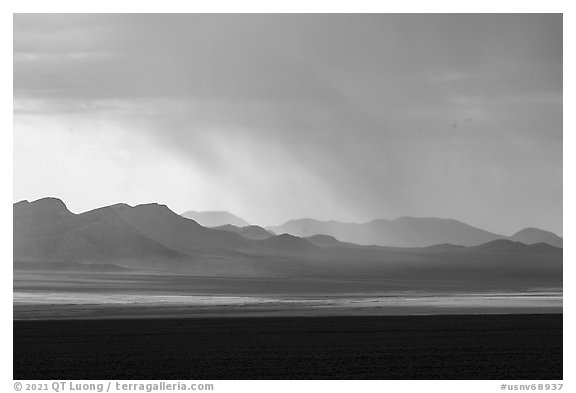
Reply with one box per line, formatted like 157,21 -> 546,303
305,234 -> 348,247
13,198 -> 562,290
418,243 -> 466,252
259,234 -> 317,253
268,217 -> 503,247
181,210 -> 249,227
213,224 -> 275,240
509,228 -> 563,248
470,239 -> 562,255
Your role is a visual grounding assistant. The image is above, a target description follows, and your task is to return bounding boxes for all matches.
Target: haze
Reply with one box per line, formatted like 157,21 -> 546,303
13,14 -> 562,235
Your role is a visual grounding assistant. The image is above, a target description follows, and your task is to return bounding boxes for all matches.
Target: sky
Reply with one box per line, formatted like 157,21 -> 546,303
13,14 -> 563,235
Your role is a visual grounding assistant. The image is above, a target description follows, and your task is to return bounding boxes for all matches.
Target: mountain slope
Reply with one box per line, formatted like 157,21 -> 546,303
259,234 -> 318,254
181,210 -> 249,227
268,217 -> 503,247
14,199 -> 191,270
470,239 -> 562,255
13,198 -> 562,290
213,224 -> 275,240
305,234 -> 345,247
510,228 -> 563,248
110,203 -> 249,252
13,198 -> 256,271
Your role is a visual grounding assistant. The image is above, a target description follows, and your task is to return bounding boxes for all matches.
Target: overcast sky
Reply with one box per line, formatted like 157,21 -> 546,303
13,14 -> 562,235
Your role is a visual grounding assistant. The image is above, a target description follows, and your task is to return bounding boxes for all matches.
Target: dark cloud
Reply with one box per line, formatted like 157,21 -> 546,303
13,14 -> 562,234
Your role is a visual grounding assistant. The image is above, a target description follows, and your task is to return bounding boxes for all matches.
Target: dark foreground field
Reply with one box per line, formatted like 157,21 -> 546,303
14,314 -> 562,380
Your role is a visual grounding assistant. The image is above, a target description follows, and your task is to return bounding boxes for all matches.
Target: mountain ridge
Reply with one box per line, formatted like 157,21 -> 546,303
13,198 -> 562,289
181,210 -> 249,227
509,227 -> 562,248
212,224 -> 275,240
268,217 -> 562,248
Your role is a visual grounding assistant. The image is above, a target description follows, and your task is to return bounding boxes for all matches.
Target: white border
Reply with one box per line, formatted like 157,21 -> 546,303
3,3 -> 571,391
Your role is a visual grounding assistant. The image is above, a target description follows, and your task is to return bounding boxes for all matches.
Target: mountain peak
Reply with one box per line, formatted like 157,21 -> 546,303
107,203 -> 132,210
473,239 -> 561,254
478,239 -> 521,248
30,197 -> 69,209
14,197 -> 74,219
269,215 -> 502,247
510,227 -> 562,248
305,234 -> 342,247
213,224 -> 274,240
512,227 -> 559,237
132,202 -> 172,213
181,210 -> 249,227
260,233 -> 317,253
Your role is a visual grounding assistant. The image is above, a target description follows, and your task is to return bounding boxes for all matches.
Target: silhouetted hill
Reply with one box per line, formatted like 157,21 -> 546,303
471,239 -> 562,255
109,203 -> 248,252
13,198 -> 253,271
181,210 -> 249,227
510,228 -> 563,248
268,217 -> 503,247
305,234 -> 348,247
259,234 -> 318,253
213,224 -> 275,240
419,243 -> 466,252
14,198 -> 74,226
14,200 -> 188,270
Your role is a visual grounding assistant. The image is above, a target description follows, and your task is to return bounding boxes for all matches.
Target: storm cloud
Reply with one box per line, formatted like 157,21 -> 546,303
13,14 -> 562,234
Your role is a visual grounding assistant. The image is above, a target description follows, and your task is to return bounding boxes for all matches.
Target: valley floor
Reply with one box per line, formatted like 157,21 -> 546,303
14,271 -> 562,319
14,314 -> 562,379
13,271 -> 563,379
